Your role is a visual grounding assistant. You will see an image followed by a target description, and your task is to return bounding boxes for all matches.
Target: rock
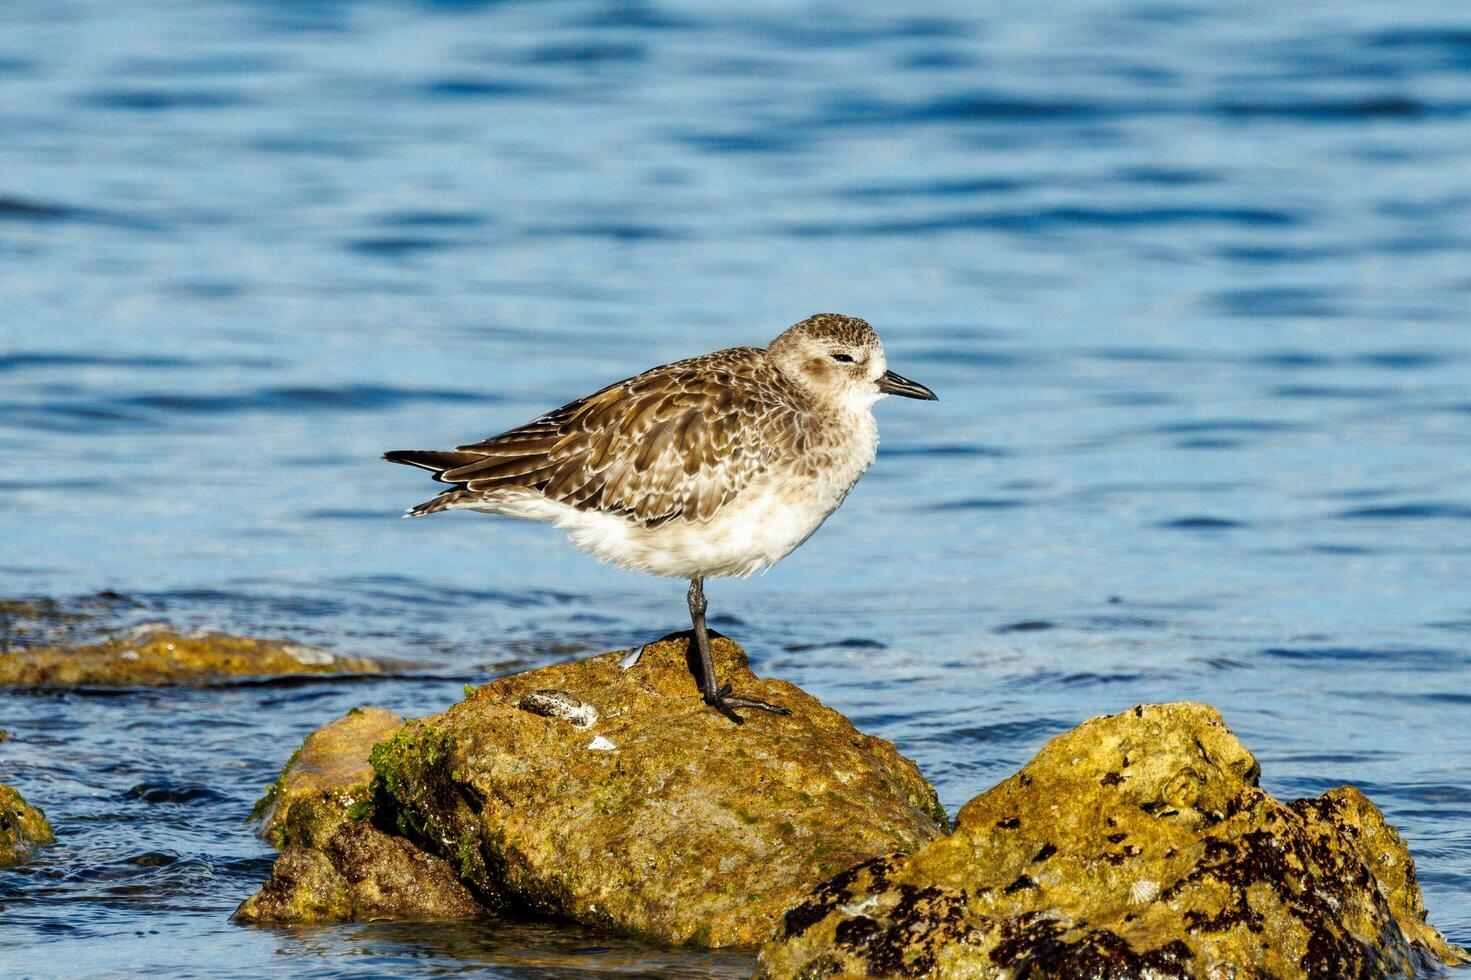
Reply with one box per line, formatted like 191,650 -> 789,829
758,702 -> 1469,979
252,706 -> 404,846
369,634 -> 946,946
236,706 -> 483,924
233,818 -> 484,924
0,783 -> 55,865
0,626 -> 385,687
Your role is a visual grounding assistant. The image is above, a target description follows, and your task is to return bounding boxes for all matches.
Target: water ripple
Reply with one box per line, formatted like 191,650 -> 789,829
120,384 -> 502,415
1338,503 -> 1471,520
3,0 -> 1471,967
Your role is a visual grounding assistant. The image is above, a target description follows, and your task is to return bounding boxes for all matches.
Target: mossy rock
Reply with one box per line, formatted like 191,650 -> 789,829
758,702 -> 1470,978
234,816 -> 483,924
0,627 -> 384,687
0,783 -> 55,865
369,634 -> 946,946
236,706 -> 483,924
252,706 -> 404,847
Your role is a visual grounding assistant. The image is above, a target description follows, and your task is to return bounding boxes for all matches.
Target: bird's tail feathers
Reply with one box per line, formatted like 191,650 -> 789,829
404,489 -> 478,518
385,450 -> 490,517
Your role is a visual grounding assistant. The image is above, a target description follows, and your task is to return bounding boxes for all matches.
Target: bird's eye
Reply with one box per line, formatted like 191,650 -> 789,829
831,352 -> 855,363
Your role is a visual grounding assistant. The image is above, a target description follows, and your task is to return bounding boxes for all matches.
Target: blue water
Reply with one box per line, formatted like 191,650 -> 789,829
3,0 -> 1470,974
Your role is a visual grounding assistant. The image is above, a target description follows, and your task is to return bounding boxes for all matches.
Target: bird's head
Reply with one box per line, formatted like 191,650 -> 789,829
768,313 -> 937,410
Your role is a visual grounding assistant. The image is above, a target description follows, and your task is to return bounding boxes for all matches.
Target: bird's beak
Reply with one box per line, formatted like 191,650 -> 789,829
876,369 -> 938,401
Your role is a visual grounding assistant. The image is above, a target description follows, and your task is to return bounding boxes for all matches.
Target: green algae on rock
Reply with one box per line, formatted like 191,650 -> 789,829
236,706 -> 484,924
252,707 -> 404,847
368,634 -> 946,947
0,627 -> 384,687
757,702 -> 1469,979
0,783 -> 55,865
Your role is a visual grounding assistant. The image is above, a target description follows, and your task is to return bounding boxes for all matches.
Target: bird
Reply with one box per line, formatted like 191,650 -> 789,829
384,313 -> 936,722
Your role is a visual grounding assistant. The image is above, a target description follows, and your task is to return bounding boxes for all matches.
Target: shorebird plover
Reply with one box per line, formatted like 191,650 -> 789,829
385,313 -> 936,721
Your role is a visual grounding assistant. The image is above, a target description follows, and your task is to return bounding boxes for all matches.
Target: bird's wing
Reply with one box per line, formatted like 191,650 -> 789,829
438,349 -> 785,526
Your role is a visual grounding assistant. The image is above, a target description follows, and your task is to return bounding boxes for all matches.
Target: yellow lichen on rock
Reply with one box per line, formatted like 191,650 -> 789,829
368,634 -> 947,946
0,627 -> 384,686
759,702 -> 1469,979
0,783 -> 55,865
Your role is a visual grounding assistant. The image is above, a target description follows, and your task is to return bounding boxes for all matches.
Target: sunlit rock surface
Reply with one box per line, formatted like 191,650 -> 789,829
362,634 -> 946,946
252,706 -> 404,846
0,627 -> 384,686
0,783 -> 54,865
758,702 -> 1469,979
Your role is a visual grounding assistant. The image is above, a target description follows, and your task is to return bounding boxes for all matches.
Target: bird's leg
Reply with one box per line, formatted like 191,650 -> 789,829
687,577 -> 790,723
687,577 -> 719,695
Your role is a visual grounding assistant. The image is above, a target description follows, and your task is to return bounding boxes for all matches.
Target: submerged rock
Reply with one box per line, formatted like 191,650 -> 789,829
364,634 -> 946,946
0,627 -> 384,686
251,706 -> 403,846
0,783 -> 55,865
0,592 -> 140,652
758,702 -> 1469,979
236,706 -> 482,924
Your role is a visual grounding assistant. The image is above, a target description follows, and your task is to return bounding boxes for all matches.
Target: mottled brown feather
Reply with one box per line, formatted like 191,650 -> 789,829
409,347 -> 803,527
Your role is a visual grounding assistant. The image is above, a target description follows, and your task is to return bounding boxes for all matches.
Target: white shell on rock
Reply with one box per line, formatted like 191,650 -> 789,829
586,735 -> 617,752
517,690 -> 599,729
1129,879 -> 1160,904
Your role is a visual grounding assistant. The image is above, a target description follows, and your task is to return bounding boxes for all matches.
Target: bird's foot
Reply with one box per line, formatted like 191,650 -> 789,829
703,683 -> 791,724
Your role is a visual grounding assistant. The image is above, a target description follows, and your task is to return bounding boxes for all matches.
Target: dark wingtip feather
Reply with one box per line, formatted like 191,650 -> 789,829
383,449 -> 488,480
383,449 -> 437,469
